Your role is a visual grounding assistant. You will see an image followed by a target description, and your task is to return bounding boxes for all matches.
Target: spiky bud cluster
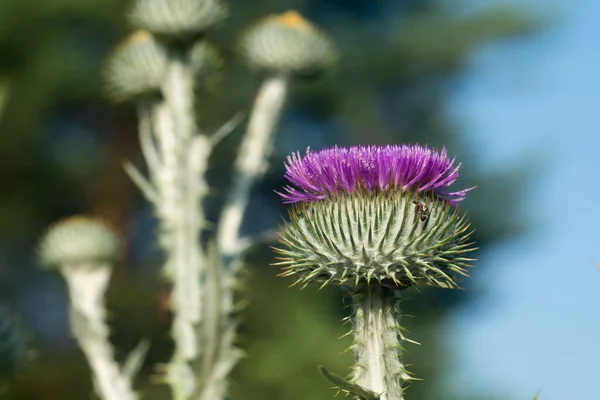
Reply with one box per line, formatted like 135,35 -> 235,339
274,144 -> 475,289
129,0 -> 227,41
240,11 -> 337,77
103,30 -> 168,102
38,216 -> 120,268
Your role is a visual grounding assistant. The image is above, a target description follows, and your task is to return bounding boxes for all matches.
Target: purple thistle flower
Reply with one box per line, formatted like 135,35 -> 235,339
274,144 -> 478,400
278,144 -> 471,206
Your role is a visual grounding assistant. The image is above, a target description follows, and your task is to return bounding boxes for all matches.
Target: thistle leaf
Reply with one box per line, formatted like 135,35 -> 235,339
318,365 -> 380,400
123,338 -> 150,380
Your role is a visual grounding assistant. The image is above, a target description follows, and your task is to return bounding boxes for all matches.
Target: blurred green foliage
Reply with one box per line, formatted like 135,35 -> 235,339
0,0 -> 537,399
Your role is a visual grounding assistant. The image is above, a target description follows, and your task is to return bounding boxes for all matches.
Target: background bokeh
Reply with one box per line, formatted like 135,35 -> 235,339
0,0 -> 597,399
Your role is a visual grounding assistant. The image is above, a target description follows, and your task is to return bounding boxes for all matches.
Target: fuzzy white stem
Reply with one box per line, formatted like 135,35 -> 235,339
152,52 -> 209,399
192,244 -> 242,400
61,264 -> 137,400
202,73 -> 289,399
216,74 -> 289,258
351,286 -> 407,400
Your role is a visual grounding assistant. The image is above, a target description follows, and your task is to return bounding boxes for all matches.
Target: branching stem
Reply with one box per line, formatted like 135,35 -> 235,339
152,50 -> 208,399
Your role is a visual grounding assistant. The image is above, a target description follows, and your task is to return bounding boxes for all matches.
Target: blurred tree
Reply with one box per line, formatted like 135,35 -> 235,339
0,0 -> 536,399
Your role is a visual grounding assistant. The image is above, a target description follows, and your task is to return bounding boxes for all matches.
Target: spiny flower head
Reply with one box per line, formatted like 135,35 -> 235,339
274,144 -> 476,290
279,144 -> 470,205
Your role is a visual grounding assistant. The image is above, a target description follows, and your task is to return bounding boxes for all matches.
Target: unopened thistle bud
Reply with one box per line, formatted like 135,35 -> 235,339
128,0 -> 227,41
38,216 -> 120,269
104,30 -> 168,102
240,11 -> 337,77
39,218 -> 136,400
274,144 -> 475,290
189,40 -> 222,78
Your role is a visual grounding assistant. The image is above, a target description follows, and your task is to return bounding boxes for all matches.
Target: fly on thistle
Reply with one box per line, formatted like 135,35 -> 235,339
412,200 -> 429,222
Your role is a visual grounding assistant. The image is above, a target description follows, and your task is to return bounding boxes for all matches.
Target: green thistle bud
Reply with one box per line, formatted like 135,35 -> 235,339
103,30 -> 168,102
128,0 -> 227,41
38,216 -> 120,268
240,11 -> 338,78
189,40 -> 222,78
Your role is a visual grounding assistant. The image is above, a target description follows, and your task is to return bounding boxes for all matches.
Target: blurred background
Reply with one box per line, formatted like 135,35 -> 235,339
0,0 -> 598,399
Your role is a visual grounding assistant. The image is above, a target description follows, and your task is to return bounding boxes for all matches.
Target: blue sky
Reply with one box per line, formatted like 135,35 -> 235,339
445,1 -> 600,399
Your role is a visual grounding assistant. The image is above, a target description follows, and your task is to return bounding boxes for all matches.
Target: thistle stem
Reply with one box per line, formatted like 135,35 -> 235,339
216,73 -> 289,258
61,264 -> 137,400
351,285 -> 406,400
150,49 -> 209,399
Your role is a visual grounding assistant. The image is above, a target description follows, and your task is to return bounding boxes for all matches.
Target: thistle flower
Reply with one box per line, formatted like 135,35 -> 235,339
274,144 -> 476,399
279,144 -> 470,205
275,144 -> 475,290
240,11 -> 337,77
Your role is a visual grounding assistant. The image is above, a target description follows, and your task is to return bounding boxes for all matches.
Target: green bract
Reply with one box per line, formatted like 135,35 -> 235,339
275,191 -> 475,289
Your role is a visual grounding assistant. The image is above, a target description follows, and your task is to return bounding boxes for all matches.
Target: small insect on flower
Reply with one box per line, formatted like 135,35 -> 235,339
413,200 -> 429,222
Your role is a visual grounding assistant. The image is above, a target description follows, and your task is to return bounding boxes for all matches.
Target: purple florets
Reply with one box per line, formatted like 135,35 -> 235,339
279,144 -> 471,205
